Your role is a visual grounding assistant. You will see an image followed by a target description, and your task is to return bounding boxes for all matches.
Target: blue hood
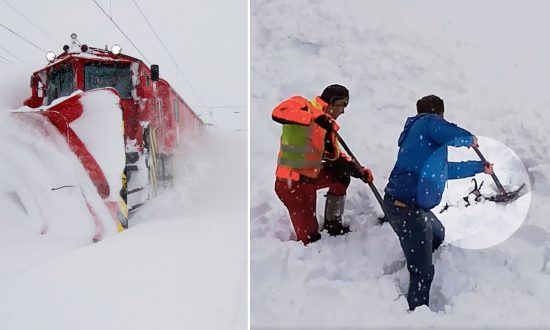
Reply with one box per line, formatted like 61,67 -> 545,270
398,115 -> 425,147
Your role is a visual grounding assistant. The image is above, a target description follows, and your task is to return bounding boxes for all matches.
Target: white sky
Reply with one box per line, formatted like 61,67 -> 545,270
0,0 -> 247,131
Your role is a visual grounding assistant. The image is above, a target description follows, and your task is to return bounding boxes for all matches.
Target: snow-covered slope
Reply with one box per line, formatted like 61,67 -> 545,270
251,0 -> 550,328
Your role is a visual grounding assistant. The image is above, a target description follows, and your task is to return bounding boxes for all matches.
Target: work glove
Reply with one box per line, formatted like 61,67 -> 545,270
360,167 -> 374,184
483,161 -> 494,175
470,136 -> 479,148
314,113 -> 334,132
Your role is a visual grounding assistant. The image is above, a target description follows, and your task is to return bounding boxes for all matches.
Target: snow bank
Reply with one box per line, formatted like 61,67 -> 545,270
0,126 -> 246,329
0,109 -> 118,283
251,0 -> 550,328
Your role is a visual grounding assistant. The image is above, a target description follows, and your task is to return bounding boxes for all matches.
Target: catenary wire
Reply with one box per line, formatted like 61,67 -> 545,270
0,23 -> 46,53
0,45 -> 21,61
91,0 -> 151,65
0,54 -> 12,63
132,0 -> 247,112
1,0 -> 60,45
131,0 -> 206,107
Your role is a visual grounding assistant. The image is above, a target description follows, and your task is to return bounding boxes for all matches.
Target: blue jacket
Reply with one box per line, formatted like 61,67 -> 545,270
385,114 -> 484,209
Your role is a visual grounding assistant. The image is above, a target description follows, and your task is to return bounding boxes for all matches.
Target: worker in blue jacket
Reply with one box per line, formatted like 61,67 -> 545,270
384,95 -> 494,311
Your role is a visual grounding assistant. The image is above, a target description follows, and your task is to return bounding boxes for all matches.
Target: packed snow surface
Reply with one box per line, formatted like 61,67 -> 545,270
251,0 -> 550,328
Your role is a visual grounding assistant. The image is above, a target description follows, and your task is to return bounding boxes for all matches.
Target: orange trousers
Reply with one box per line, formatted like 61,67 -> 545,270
275,165 -> 349,244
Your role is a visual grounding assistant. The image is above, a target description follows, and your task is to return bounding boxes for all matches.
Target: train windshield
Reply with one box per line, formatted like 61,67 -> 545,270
84,62 -> 132,99
46,64 -> 75,105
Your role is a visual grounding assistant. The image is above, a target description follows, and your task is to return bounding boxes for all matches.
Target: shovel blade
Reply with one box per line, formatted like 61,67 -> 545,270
489,183 -> 526,203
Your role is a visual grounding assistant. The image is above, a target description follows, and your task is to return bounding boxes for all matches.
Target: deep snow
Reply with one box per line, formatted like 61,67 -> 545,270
251,0 -> 550,328
0,111 -> 247,329
0,1 -> 247,329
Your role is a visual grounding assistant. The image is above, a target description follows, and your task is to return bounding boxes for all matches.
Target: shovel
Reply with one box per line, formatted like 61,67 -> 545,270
335,133 -> 386,219
472,146 -> 525,203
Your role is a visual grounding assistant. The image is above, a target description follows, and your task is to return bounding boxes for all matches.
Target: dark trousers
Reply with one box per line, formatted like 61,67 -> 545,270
383,194 -> 445,310
275,164 -> 350,245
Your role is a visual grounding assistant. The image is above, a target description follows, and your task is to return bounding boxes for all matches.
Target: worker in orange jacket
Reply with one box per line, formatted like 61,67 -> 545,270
272,84 -> 373,245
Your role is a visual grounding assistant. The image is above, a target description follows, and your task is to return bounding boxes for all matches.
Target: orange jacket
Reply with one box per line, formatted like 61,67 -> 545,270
272,95 -> 340,180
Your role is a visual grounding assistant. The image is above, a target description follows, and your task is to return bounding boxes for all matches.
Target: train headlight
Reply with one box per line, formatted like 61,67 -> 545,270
111,44 -> 122,55
46,51 -> 56,62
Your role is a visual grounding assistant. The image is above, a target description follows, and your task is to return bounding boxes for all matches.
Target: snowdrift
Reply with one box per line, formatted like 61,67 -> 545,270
251,1 -> 550,328
0,107 -> 119,279
0,122 -> 248,330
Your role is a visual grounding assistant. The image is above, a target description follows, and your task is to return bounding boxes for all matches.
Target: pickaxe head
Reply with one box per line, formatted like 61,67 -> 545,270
487,183 -> 526,203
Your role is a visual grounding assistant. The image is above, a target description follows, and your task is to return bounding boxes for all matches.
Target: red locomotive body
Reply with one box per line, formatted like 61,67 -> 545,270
20,36 -> 205,230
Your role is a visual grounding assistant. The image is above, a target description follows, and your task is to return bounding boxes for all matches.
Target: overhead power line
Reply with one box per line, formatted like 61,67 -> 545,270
0,23 -> 45,53
0,54 -> 12,63
131,0 -> 206,108
0,45 -> 21,61
2,0 -> 60,45
91,0 -> 151,64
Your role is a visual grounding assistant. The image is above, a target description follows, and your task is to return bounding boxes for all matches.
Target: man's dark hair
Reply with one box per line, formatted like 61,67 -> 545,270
320,84 -> 349,104
417,95 -> 444,114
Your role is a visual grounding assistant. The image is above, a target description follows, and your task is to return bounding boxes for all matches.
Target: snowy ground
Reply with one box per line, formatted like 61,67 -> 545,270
0,1 -> 247,329
0,109 -> 247,329
251,0 -> 550,328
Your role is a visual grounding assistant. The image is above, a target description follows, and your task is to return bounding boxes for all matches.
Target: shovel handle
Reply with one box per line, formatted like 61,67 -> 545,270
472,146 -> 507,196
368,182 -> 385,210
336,133 -> 359,166
336,133 -> 386,214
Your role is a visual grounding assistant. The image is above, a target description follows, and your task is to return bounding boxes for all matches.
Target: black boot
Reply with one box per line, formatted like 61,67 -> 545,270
323,193 -> 350,236
325,221 -> 350,236
307,232 -> 322,244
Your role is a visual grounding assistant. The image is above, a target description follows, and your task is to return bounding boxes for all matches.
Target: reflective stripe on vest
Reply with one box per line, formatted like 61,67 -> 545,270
280,144 -> 317,154
278,157 -> 321,169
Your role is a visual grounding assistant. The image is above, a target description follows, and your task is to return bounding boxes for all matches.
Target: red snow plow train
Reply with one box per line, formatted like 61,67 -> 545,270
15,34 -> 205,233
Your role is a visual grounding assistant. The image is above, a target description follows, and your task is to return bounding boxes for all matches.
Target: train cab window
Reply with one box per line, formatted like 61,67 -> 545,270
84,62 -> 132,99
38,80 -> 45,98
174,99 -> 180,122
46,64 -> 75,104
